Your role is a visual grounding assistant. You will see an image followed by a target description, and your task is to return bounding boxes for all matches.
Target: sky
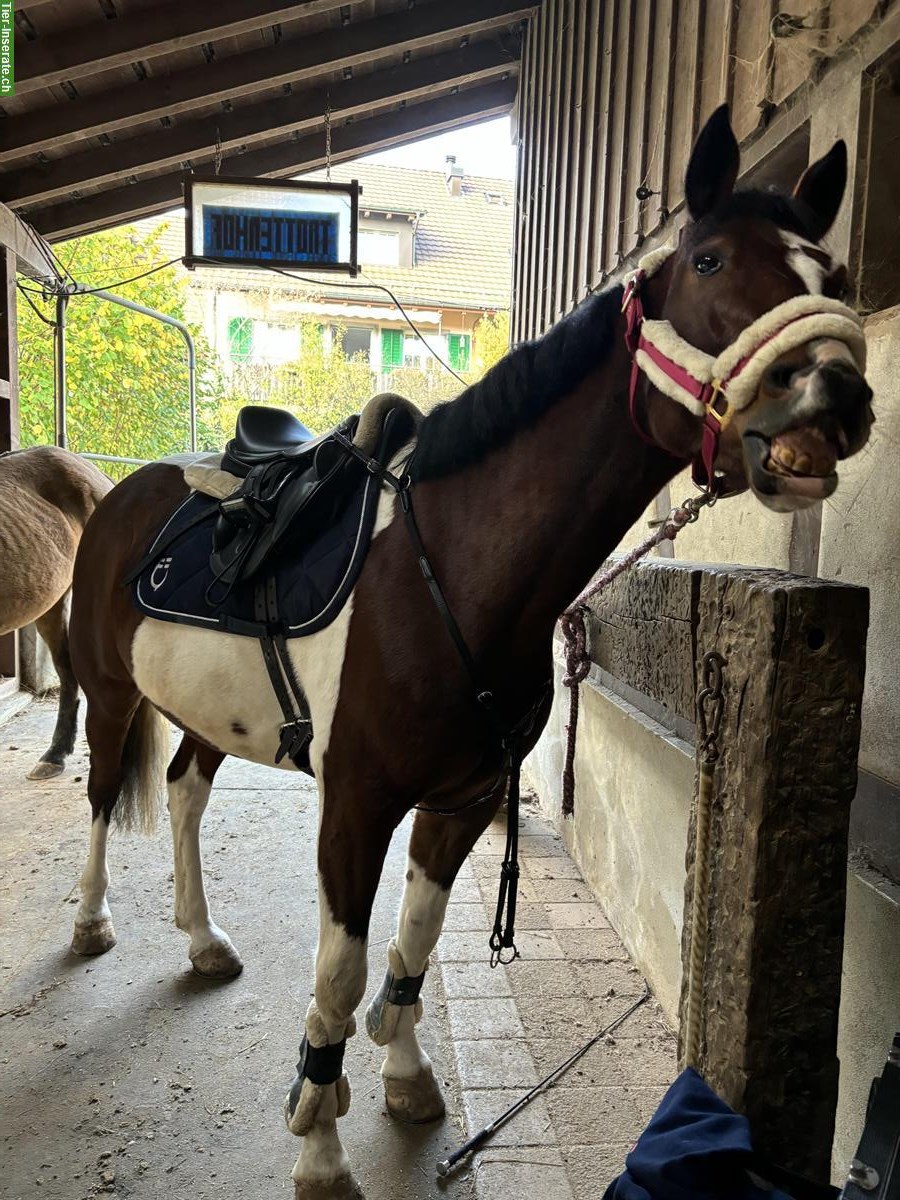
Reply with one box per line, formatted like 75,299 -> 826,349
362,115 -> 517,181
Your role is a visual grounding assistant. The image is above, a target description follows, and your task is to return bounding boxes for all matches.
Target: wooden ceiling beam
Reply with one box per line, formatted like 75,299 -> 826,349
28,79 -> 519,242
13,1 -> 349,95
4,42 -> 516,207
0,0 -> 533,163
0,200 -> 60,283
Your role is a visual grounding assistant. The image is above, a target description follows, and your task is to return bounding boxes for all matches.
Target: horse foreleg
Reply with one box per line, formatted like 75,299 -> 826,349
28,593 -> 80,780
167,735 -> 242,979
366,805 -> 494,1123
285,794 -> 393,1200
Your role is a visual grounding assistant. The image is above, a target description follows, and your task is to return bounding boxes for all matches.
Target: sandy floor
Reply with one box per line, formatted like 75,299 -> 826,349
0,700 -> 474,1200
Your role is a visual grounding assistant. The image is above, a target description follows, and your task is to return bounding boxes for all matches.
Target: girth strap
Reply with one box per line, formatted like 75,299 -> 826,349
253,579 -> 312,768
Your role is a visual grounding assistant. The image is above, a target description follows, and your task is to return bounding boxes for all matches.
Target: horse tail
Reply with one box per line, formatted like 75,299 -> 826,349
114,698 -> 169,834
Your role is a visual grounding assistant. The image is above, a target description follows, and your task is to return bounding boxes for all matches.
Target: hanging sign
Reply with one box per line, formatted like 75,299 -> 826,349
184,175 -> 359,275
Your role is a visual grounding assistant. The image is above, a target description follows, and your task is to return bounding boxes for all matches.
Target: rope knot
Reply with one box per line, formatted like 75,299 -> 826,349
561,606 -> 590,689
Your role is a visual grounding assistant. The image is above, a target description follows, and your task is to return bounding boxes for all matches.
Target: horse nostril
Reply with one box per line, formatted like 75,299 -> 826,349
765,363 -> 796,391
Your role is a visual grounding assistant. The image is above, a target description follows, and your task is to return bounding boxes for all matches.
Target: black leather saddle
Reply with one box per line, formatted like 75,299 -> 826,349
222,406 -> 318,474
210,403 -> 413,598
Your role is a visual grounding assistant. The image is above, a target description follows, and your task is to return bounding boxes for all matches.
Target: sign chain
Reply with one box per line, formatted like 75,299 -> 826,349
325,94 -> 332,182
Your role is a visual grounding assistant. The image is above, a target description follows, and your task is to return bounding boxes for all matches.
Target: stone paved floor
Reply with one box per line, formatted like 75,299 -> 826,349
438,795 -> 678,1200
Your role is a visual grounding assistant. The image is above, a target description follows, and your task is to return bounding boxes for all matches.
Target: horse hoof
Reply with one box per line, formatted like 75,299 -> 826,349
190,941 -> 243,979
27,760 -> 64,780
71,917 -> 117,956
383,1065 -> 445,1124
294,1174 -> 364,1200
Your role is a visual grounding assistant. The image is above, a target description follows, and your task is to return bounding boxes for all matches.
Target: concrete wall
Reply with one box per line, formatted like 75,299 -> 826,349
526,661 -> 693,1021
819,306 -> 900,788
833,869 -> 900,1177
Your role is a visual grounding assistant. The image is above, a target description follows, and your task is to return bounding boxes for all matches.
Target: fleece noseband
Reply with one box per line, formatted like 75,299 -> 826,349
622,247 -> 867,492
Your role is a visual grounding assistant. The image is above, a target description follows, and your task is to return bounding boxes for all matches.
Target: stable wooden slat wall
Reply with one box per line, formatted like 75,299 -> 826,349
510,0 -> 885,341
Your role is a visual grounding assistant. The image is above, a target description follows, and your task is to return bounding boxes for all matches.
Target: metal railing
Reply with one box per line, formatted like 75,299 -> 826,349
55,286 -> 197,455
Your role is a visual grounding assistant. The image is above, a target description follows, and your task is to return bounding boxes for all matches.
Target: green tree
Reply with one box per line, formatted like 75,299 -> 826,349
473,310 -> 511,375
213,317 -> 376,443
17,223 -> 224,477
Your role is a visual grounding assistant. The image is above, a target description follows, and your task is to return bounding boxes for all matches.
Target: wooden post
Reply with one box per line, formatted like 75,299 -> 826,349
0,244 -> 18,453
678,567 -> 869,1180
0,244 -> 20,685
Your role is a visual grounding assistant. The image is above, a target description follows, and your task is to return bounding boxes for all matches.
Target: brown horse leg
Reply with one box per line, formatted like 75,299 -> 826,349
166,734 -> 242,979
366,804 -> 496,1123
27,593 -> 80,780
286,785 -> 396,1200
71,688 -> 141,956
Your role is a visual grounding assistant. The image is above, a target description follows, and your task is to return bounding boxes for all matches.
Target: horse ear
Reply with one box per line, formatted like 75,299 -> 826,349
685,105 -> 740,220
793,141 -> 847,240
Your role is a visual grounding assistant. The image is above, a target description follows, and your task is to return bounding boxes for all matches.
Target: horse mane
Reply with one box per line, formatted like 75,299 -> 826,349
410,283 -> 624,481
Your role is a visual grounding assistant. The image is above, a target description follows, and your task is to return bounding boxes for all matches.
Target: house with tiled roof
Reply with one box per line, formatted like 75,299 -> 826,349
153,159 -> 514,387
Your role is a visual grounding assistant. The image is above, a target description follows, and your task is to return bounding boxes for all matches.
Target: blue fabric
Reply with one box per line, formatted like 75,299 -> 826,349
133,473 -> 378,639
601,1070 -> 794,1200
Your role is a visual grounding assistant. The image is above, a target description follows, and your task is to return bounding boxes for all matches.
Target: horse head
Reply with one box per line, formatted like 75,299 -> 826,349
635,105 -> 873,512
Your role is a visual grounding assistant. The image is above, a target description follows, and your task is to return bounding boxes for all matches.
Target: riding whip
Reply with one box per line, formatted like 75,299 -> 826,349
436,984 -> 651,1177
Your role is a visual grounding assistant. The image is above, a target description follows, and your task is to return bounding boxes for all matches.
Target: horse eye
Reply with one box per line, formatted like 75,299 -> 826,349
694,254 -> 722,277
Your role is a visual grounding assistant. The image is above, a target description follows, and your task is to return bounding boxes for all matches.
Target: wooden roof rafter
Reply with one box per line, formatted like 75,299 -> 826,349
12,1 -> 354,95
0,0 -> 531,161
3,41 -> 516,208
27,78 -> 519,242
4,0 -> 533,241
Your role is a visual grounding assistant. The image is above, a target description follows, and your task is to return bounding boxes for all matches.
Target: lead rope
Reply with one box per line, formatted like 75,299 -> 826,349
684,651 -> 725,1069
560,492 -> 713,815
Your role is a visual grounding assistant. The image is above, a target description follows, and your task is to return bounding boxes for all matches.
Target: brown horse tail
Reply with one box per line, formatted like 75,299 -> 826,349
115,698 -> 169,834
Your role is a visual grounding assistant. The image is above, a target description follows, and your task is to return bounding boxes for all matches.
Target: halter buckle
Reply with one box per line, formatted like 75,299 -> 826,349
704,380 -> 734,431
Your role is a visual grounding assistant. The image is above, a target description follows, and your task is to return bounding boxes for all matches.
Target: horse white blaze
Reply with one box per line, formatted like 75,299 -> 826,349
383,859 -> 450,1080
780,231 -> 829,295
76,816 -> 112,926
168,757 -> 233,959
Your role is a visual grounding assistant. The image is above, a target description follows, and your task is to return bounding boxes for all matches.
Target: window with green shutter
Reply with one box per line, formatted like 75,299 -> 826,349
381,329 -> 404,370
447,333 -> 471,372
228,316 -> 254,362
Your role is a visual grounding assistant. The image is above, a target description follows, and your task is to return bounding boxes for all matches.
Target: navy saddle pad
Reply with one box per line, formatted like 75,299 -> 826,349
133,453 -> 385,639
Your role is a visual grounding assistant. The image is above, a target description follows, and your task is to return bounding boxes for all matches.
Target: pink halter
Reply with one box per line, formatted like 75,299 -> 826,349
621,261 -> 867,495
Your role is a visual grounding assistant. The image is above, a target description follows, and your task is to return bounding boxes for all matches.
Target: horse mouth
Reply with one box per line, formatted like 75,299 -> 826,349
744,424 -> 841,509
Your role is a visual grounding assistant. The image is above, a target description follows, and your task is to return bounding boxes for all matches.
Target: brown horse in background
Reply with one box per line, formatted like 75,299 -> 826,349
0,446 -> 111,778
66,108 -> 874,1199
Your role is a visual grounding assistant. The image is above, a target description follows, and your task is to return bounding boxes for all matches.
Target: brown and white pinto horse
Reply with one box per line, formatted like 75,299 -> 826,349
0,446 -> 111,778
67,108 -> 873,1199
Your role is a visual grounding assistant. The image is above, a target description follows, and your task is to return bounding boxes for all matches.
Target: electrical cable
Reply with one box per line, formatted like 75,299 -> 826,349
17,256 -> 183,297
16,282 -> 56,326
20,246 -> 470,387
17,215 -> 68,286
254,263 -> 468,386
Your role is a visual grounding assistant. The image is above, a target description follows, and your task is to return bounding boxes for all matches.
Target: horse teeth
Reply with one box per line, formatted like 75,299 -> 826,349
775,444 -> 795,468
794,452 -> 812,474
